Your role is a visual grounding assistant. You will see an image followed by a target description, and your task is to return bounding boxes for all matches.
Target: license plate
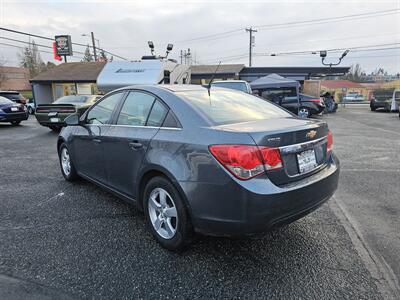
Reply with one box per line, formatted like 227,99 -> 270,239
11,107 -> 18,112
50,118 -> 60,123
297,149 -> 318,174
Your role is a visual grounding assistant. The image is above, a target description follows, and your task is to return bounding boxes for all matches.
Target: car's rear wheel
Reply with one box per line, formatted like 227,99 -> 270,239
59,143 -> 78,181
298,107 -> 311,118
10,121 -> 21,126
370,106 -> 376,111
143,176 -> 193,250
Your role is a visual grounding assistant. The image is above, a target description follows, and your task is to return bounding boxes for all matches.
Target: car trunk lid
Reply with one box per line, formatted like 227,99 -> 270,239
216,117 -> 330,185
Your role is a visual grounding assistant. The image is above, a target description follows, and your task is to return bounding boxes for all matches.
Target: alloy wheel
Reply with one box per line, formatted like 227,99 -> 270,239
298,108 -> 310,118
61,147 -> 71,176
148,187 -> 178,239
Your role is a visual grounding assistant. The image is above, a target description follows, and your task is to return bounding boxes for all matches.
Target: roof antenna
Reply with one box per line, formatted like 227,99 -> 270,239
207,61 -> 221,96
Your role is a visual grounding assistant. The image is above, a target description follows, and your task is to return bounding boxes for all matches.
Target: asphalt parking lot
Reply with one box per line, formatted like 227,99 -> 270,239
0,106 -> 398,299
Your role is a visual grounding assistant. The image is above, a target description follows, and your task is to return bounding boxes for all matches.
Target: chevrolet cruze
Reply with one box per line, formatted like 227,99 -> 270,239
58,85 -> 339,250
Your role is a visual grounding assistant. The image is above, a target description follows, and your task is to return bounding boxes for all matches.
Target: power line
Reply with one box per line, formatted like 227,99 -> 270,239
255,9 -> 400,30
260,42 -> 400,56
0,27 -> 129,60
0,42 -> 84,60
0,36 -> 87,56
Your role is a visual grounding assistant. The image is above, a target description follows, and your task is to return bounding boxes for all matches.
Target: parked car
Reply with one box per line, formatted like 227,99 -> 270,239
370,89 -> 400,111
343,92 -> 364,102
26,98 -> 35,114
0,91 -> 27,105
321,92 -> 338,113
35,95 -> 101,131
211,80 -> 252,94
58,85 -> 340,250
0,96 -> 29,125
273,93 -> 325,117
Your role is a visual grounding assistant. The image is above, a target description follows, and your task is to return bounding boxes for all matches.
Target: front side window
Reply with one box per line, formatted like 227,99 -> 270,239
117,92 -> 155,126
87,92 -> 122,124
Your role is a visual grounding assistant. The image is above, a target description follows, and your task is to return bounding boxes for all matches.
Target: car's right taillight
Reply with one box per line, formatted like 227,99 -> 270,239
327,130 -> 333,154
209,144 -> 282,180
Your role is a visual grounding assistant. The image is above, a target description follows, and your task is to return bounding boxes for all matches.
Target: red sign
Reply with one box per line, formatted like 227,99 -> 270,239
53,42 -> 62,61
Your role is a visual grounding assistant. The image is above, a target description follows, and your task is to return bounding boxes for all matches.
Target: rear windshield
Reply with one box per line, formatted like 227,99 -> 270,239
0,96 -> 13,104
0,93 -> 22,100
179,89 -> 291,125
211,82 -> 248,92
54,95 -> 89,104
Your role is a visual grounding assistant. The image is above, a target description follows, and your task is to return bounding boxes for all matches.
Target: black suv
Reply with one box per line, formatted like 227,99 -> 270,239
258,89 -> 325,117
0,91 -> 27,105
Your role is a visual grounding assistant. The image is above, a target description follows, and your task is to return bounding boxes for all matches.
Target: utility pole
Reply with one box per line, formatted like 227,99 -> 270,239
91,32 -> 97,61
245,27 -> 257,67
180,50 -> 183,64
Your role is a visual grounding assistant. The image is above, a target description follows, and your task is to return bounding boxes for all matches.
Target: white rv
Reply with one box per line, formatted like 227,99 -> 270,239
97,57 -> 191,93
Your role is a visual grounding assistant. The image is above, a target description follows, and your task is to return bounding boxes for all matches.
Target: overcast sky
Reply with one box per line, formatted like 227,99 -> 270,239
0,0 -> 399,73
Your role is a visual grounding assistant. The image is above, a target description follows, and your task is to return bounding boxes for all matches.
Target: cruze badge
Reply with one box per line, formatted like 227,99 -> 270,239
306,130 -> 317,139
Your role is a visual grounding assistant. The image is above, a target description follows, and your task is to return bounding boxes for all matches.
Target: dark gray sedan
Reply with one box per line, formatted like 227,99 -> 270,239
58,85 -> 339,250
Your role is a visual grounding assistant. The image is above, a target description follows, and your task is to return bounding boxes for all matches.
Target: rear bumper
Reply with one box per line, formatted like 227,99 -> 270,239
35,113 -> 69,127
0,112 -> 29,122
180,154 -> 340,236
370,101 -> 390,110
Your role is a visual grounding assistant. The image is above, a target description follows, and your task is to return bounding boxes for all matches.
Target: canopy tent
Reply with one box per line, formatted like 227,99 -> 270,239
249,73 -> 300,89
250,73 -> 304,116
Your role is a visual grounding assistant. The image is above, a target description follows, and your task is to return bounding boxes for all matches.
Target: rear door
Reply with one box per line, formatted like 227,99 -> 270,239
102,90 -> 169,197
72,91 -> 124,183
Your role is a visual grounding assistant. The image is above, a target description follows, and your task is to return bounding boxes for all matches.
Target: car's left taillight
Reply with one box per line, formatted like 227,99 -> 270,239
209,144 -> 282,180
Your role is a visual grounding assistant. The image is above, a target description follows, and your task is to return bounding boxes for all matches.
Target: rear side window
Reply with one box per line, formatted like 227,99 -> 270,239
87,92 -> 122,124
117,92 -> 155,126
179,89 -> 290,125
147,100 -> 168,127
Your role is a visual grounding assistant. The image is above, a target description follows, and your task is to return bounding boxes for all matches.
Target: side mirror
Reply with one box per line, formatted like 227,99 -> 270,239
65,114 -> 82,126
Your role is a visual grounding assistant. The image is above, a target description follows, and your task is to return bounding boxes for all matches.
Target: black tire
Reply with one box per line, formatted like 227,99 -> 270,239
10,121 -> 21,126
50,126 -> 61,132
143,176 -> 193,251
370,106 -> 376,111
58,143 -> 79,181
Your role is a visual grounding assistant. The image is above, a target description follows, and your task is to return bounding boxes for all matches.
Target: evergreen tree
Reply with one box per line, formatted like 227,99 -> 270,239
18,40 -> 46,78
99,49 -> 108,62
82,45 -> 93,62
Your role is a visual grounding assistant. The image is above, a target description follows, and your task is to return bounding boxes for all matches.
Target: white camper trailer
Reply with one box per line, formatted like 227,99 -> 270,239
97,57 -> 191,93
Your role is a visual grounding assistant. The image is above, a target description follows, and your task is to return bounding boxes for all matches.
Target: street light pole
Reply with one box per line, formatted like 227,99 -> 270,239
91,32 -> 97,61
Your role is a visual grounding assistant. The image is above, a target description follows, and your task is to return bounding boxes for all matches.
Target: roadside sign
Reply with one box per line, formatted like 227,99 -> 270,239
55,35 -> 73,56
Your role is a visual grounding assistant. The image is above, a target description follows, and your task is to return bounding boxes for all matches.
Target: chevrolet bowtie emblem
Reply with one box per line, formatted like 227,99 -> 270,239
306,130 -> 317,139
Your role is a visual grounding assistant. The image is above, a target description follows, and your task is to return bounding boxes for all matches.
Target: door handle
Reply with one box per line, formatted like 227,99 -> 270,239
128,141 -> 143,149
93,138 -> 102,143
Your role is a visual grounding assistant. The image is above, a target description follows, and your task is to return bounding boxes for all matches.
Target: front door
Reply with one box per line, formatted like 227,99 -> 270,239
102,91 -> 168,198
72,91 -> 124,183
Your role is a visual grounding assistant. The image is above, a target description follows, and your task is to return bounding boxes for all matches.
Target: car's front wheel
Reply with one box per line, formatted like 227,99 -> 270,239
59,143 -> 79,181
143,176 -> 193,250
10,121 -> 21,126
